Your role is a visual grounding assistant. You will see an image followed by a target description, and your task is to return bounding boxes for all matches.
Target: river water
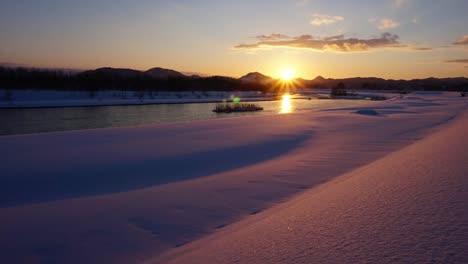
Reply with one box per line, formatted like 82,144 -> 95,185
0,97 -> 371,135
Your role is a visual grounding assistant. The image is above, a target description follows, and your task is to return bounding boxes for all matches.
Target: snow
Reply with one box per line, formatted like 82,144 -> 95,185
355,109 -> 380,116
0,92 -> 466,263
155,96 -> 468,264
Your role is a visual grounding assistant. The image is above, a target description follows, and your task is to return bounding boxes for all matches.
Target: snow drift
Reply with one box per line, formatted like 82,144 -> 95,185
0,92 -> 466,263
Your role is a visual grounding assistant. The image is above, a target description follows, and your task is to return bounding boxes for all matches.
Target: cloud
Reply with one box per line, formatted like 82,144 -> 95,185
235,33 -> 405,52
323,34 -> 345,41
412,47 -> 432,51
310,14 -> 344,26
453,35 -> 468,45
380,19 -> 400,29
444,59 -> 468,63
444,59 -> 468,69
256,33 -> 290,41
370,18 -> 400,30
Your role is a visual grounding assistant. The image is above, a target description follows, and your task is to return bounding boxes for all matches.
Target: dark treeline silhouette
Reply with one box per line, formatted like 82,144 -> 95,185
1,66 -> 467,92
309,76 -> 468,92
0,67 -> 270,92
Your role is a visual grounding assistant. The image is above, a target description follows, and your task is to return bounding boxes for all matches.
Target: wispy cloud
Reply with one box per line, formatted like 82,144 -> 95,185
235,33 -> 405,52
310,14 -> 344,26
453,35 -> 468,45
444,59 -> 468,69
323,34 -> 345,41
412,47 -> 433,51
370,18 -> 400,30
255,33 -> 290,41
444,59 -> 468,63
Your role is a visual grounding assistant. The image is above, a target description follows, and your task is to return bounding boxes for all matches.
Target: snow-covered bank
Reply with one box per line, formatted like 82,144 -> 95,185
0,92 -> 466,263
156,97 -> 468,264
0,89 -> 397,108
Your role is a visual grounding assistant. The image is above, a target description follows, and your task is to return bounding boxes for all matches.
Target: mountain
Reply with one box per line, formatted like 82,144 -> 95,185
79,67 -> 144,79
313,76 -> 327,83
78,67 -> 187,80
145,67 -> 186,79
239,72 -> 274,84
2,65 -> 467,92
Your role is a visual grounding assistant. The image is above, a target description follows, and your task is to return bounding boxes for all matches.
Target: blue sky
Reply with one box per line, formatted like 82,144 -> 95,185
1,0 -> 467,79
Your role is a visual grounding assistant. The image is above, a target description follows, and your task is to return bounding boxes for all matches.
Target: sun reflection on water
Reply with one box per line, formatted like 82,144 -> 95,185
280,93 -> 292,113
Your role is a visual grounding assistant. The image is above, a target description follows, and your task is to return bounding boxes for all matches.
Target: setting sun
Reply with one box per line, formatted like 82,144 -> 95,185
279,68 -> 295,81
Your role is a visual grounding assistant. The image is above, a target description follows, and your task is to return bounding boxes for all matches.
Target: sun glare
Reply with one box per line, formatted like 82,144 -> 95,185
280,93 -> 292,113
279,68 -> 295,81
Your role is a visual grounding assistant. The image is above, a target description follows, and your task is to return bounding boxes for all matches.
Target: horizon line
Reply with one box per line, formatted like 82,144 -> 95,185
1,63 -> 467,81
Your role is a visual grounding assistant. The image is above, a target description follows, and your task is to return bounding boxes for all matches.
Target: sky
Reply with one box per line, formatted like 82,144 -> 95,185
1,0 -> 467,79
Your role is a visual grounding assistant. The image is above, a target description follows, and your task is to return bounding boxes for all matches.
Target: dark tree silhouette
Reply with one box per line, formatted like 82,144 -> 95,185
331,82 -> 347,96
1,66 -> 467,93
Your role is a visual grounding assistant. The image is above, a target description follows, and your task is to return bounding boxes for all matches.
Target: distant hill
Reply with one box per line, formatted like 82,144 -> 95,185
240,72 -> 274,84
1,65 -> 467,92
313,76 -> 326,82
238,72 -> 468,91
145,67 -> 186,79
78,67 -> 187,80
304,76 -> 468,90
79,67 -> 144,79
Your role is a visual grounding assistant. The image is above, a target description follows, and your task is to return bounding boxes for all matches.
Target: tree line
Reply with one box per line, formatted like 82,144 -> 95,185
1,66 -> 467,93
0,67 -> 270,92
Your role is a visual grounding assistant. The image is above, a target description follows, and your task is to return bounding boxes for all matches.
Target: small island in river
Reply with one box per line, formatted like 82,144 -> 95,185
213,103 -> 263,113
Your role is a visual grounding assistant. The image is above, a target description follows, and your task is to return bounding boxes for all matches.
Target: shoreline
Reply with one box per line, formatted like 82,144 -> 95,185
0,98 -> 374,137
0,89 -> 397,109
0,97 -> 277,109
0,96 -> 378,110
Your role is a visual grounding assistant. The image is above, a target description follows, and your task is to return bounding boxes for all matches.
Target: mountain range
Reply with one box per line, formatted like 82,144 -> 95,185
1,65 -> 467,91
80,67 -> 194,79
78,67 -> 468,91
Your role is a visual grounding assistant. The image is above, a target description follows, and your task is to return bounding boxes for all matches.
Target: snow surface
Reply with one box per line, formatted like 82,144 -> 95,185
155,95 -> 468,264
0,92 -> 466,263
355,109 -> 380,115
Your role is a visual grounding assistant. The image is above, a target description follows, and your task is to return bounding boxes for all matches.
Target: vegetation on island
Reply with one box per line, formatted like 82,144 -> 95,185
213,103 -> 263,113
